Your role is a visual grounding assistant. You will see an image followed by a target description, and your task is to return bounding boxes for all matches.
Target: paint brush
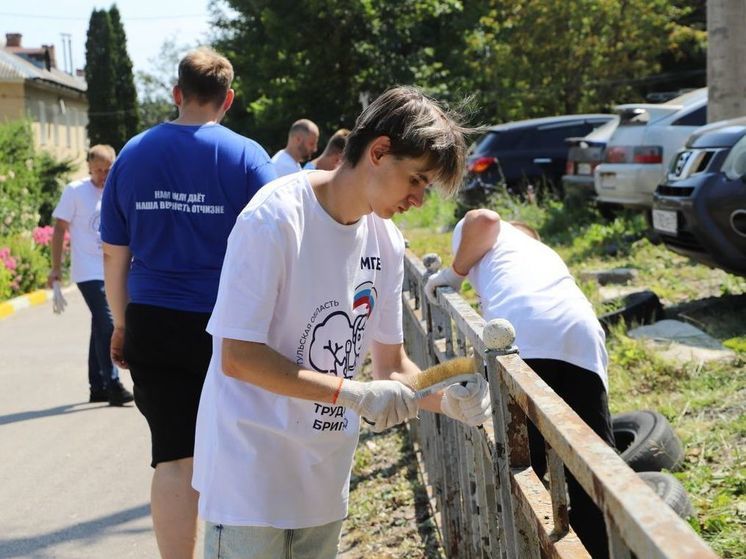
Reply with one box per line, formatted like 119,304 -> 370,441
411,357 -> 480,399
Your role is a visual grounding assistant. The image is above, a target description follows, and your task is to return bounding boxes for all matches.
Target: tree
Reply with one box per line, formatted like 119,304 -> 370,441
135,37 -> 189,129
209,0 -> 706,145
211,0 -> 473,151
461,0 -> 696,123
85,9 -> 118,148
84,5 -> 138,151
109,5 -> 139,140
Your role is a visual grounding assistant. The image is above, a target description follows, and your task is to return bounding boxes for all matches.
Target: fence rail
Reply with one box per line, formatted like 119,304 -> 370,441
401,249 -> 719,559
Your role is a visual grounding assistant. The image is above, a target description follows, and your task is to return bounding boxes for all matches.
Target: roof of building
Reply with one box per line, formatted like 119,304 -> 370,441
0,48 -> 86,93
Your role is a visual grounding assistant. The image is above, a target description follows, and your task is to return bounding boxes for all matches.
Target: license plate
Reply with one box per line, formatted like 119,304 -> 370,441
600,173 -> 616,189
577,163 -> 591,175
652,209 -> 677,234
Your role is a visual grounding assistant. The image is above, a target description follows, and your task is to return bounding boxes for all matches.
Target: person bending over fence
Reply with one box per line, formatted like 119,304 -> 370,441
426,208 -> 615,559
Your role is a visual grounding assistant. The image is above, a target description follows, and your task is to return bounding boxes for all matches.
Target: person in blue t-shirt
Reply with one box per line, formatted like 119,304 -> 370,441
100,47 -> 276,559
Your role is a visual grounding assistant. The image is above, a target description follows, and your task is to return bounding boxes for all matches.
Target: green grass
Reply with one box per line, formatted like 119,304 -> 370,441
397,194 -> 746,558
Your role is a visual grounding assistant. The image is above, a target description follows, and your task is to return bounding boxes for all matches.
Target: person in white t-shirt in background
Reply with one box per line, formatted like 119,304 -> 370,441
425,208 -> 614,559
304,128 -> 350,171
193,86 -> 490,559
271,118 -> 320,176
48,145 -> 134,406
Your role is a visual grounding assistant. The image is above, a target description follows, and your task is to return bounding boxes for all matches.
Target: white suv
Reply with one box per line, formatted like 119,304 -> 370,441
594,88 -> 707,209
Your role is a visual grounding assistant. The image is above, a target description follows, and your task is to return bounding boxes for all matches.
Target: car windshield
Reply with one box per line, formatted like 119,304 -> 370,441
722,135 -> 746,180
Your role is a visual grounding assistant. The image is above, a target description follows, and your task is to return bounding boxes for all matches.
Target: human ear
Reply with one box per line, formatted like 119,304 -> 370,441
369,136 -> 391,164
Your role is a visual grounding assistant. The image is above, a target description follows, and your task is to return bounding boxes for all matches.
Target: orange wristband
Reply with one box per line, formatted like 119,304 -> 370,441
332,377 -> 344,405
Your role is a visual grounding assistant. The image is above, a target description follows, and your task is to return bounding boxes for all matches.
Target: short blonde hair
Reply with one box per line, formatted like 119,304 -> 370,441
87,144 -> 116,163
178,47 -> 233,107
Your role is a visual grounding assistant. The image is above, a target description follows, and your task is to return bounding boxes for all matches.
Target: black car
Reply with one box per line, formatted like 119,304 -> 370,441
652,117 -> 746,276
460,114 -> 615,206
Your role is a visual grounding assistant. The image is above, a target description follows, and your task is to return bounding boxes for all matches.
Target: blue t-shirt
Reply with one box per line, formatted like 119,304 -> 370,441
101,122 -> 277,313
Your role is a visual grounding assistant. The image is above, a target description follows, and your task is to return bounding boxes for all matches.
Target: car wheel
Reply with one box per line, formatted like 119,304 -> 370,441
637,471 -> 694,519
597,202 -> 620,221
613,410 -> 685,472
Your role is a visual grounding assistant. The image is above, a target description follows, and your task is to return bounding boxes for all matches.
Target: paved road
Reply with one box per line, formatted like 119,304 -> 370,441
0,289 -> 201,558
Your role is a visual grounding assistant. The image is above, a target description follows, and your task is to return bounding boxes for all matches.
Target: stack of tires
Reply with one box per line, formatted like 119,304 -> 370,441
613,410 -> 694,519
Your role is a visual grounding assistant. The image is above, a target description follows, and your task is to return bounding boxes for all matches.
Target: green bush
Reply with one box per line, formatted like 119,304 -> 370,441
2,234 -> 49,295
0,264 -> 12,301
0,120 -> 73,234
0,121 -> 42,236
37,152 -> 74,226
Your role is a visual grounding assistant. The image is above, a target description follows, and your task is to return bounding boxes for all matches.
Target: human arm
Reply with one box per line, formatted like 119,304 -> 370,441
103,242 -> 131,368
47,219 -> 69,287
425,209 -> 501,304
222,338 -> 417,432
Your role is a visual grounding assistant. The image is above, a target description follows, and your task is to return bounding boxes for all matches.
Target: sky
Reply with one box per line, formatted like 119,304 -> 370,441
0,0 -> 222,77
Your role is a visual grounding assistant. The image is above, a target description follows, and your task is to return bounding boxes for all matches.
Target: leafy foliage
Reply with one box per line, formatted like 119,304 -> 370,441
85,5 -> 138,151
109,5 -> 140,141
211,0 -> 475,151
135,37 -> 187,129
210,0 -> 705,147
0,121 -> 40,237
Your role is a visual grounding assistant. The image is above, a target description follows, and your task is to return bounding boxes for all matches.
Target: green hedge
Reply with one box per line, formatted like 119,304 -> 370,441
0,120 -> 74,300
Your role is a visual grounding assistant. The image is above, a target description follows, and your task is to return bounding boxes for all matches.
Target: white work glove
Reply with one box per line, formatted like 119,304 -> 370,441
441,375 -> 492,427
425,266 -> 466,305
336,379 -> 419,433
52,281 -> 67,314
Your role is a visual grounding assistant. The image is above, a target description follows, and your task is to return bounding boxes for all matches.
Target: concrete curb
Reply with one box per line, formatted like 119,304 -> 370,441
0,284 -> 77,320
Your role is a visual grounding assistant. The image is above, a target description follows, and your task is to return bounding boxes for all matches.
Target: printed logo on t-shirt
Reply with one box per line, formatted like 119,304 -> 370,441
360,256 -> 381,270
134,189 -> 225,214
296,281 -> 377,432
89,209 -> 102,249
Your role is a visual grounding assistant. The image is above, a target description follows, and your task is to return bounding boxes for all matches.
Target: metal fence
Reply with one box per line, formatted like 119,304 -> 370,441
401,249 -> 720,559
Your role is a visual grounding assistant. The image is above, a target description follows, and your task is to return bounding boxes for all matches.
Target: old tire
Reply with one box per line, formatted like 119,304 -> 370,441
638,472 -> 694,519
598,290 -> 664,332
613,410 -> 684,472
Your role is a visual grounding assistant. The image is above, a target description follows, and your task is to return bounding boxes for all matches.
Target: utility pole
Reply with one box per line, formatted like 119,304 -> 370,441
707,0 -> 746,122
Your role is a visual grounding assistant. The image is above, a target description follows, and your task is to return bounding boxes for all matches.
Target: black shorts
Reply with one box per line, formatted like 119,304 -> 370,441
124,303 -> 212,468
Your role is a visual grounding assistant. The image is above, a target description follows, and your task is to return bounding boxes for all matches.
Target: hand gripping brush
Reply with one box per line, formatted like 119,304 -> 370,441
410,356 -> 480,399
360,357 -> 480,426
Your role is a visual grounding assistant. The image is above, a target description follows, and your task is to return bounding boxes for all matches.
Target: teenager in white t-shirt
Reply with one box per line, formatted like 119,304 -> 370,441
49,145 -> 133,406
193,87 -> 489,559
271,119 -> 320,177
425,209 -> 614,559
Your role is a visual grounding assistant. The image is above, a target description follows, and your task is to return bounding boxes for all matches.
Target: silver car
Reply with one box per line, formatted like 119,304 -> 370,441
594,88 -> 707,210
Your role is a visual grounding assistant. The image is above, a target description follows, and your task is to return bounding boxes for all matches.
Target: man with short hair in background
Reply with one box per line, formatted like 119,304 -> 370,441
101,47 -> 276,559
304,128 -> 350,171
48,144 -> 134,407
271,118 -> 320,176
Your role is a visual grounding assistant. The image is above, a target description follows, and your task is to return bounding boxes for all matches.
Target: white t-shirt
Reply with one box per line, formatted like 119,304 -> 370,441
453,221 -> 608,390
193,173 -> 406,529
271,149 -> 302,177
52,178 -> 104,283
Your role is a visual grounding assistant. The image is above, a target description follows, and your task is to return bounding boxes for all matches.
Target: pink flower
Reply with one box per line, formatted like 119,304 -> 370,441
33,225 -> 55,246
